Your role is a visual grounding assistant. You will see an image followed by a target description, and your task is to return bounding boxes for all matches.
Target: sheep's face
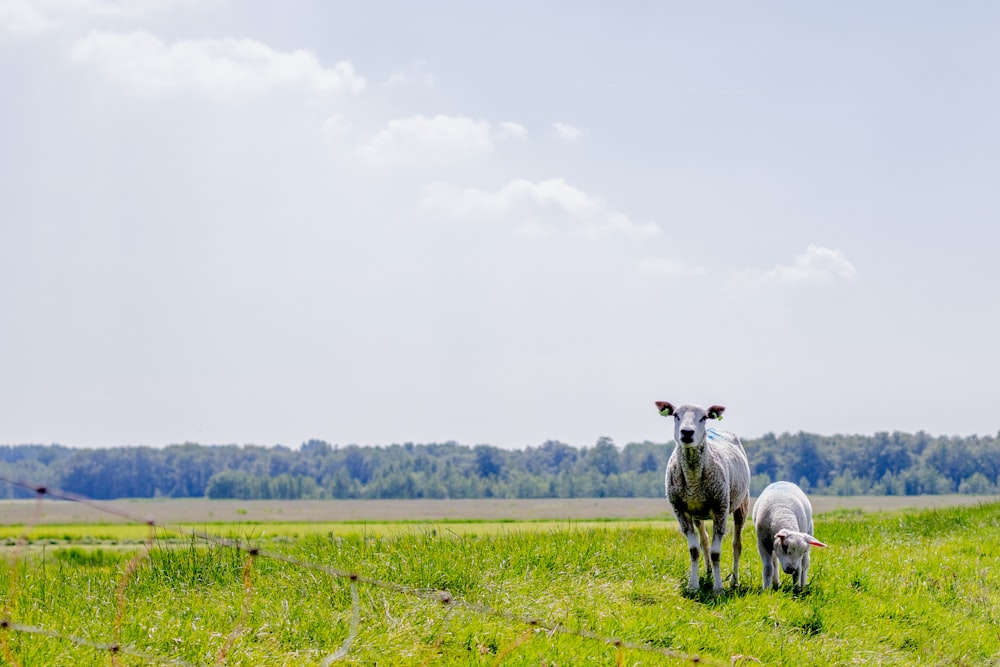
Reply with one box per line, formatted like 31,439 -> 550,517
774,529 -> 826,577
655,402 -> 725,447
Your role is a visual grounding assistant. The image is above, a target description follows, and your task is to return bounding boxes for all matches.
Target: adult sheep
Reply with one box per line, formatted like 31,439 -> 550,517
655,401 -> 750,594
752,481 -> 827,590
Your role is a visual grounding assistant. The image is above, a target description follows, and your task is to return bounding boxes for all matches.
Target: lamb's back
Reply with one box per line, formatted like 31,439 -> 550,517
753,481 -> 813,537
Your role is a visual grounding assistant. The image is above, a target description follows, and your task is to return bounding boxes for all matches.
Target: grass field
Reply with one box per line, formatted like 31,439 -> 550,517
1,497 -> 999,665
1,494 -> 994,524
0,495 -> 992,547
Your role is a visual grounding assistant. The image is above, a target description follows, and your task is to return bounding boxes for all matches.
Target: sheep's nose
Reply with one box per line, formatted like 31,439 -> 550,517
784,565 -> 797,575
680,429 -> 695,443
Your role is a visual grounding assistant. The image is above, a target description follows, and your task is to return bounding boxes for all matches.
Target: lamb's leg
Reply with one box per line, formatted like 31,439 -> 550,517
758,540 -> 774,590
731,496 -> 748,588
770,552 -> 780,589
800,550 -> 811,587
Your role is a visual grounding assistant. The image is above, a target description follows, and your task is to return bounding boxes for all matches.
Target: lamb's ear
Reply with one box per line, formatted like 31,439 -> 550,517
655,401 -> 675,417
804,535 -> 827,548
707,405 -> 726,420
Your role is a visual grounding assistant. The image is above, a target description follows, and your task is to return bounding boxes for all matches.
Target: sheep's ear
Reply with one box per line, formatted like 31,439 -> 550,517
707,405 -> 726,420
655,401 -> 675,417
805,535 -> 827,548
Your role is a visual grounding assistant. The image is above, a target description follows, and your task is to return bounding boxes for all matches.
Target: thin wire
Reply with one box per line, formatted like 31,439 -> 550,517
0,473 -> 725,666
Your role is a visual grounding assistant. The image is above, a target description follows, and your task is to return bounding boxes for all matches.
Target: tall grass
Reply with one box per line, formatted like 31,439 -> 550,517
1,504 -> 999,665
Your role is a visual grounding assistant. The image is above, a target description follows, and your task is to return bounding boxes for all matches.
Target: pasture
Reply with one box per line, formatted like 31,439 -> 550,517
0,496 -> 998,665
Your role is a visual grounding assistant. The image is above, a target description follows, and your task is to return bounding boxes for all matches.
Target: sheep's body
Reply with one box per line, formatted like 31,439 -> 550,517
657,401 -> 750,594
752,481 -> 826,589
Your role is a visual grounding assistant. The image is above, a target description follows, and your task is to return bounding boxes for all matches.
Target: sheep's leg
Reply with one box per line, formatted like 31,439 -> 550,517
697,521 -> 711,572
731,497 -> 748,588
770,552 -> 780,589
758,541 -> 774,590
709,513 -> 728,594
679,515 -> 702,592
800,551 -> 811,587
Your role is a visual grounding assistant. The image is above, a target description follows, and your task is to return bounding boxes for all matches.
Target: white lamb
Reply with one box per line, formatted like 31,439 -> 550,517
752,481 -> 827,590
656,401 -> 750,594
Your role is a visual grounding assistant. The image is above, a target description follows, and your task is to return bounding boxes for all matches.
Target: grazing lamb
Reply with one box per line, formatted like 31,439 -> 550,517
656,401 -> 750,594
752,481 -> 827,590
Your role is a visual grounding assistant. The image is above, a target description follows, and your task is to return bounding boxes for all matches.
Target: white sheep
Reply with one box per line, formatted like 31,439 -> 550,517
656,401 -> 751,594
752,481 -> 827,590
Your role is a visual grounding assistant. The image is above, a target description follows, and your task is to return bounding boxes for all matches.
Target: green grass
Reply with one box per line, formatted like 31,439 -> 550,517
1,504 -> 999,665
0,518 -> 674,544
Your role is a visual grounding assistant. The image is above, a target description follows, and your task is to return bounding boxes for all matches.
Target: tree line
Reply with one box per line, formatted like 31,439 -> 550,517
1,430 -> 998,501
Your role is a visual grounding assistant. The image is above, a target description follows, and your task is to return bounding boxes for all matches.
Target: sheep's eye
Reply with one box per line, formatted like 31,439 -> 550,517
673,414 -> 679,421
699,416 -> 707,422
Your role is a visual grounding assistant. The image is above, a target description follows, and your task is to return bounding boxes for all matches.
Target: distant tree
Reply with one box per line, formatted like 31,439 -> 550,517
474,445 -> 504,479
301,439 -> 332,456
638,452 -> 660,474
205,470 -> 254,499
528,441 -> 577,474
4,429 -> 1000,500
326,468 -> 360,499
587,437 -> 621,476
958,472 -> 996,495
750,472 -> 772,496
342,447 -> 373,483
787,433 -> 830,488
873,432 -> 913,479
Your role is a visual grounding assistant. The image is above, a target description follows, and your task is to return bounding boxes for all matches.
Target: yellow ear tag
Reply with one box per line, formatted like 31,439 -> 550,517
717,415 -> 723,421
659,408 -> 672,417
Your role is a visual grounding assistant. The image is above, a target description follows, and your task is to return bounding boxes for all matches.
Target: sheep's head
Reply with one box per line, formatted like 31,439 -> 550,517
773,529 -> 827,577
655,402 -> 725,447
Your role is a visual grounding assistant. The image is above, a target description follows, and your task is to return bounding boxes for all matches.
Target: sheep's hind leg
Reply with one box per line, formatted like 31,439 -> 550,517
730,496 -> 748,588
697,520 -> 711,576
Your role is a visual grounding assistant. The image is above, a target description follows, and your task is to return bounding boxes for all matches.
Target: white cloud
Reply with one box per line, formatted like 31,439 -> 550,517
321,114 -> 350,140
70,30 -> 366,95
1,0 -> 202,37
422,177 -> 662,239
55,0 -> 199,18
0,0 -> 50,36
552,122 -> 581,141
740,245 -> 859,285
496,121 -> 527,140
637,257 -> 705,277
384,59 -> 435,88
358,115 -> 525,165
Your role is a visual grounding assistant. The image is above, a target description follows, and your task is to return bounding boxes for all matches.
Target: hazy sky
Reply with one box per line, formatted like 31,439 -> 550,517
2,2 -> 999,450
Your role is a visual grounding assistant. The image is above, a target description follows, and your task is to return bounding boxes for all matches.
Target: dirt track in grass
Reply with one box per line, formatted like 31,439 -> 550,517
0,494 -> 996,525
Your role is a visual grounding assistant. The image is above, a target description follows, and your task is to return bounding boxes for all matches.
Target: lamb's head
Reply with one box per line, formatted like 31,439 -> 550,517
655,402 -> 725,448
773,529 -> 827,578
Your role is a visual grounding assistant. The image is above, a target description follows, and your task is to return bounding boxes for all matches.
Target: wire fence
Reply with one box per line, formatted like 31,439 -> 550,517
0,473 -> 727,666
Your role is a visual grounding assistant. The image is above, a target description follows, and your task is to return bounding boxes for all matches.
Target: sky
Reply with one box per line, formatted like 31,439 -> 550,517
2,1 -> 999,450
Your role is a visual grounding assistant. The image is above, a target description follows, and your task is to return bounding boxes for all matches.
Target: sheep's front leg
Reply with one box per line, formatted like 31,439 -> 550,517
678,515 -> 702,591
758,541 -> 775,590
709,512 -> 728,593
800,551 -> 811,587
759,544 -> 781,590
